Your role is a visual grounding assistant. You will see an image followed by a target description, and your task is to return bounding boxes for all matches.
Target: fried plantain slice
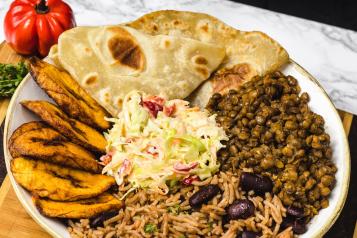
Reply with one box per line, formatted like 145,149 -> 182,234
34,193 -> 123,219
28,57 -> 112,131
21,100 -> 106,153
11,157 -> 115,201
9,125 -> 102,173
8,121 -> 48,157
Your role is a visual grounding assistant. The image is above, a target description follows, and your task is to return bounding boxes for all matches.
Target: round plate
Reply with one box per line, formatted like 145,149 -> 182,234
3,60 -> 350,238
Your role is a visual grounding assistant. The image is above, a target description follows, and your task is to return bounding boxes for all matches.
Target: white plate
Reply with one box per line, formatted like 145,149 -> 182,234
3,60 -> 350,238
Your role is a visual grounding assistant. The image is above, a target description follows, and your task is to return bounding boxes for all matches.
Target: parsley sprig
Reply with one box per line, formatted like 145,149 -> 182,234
144,223 -> 157,234
0,62 -> 28,97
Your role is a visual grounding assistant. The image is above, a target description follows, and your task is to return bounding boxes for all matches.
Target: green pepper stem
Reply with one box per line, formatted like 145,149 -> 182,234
36,0 -> 49,14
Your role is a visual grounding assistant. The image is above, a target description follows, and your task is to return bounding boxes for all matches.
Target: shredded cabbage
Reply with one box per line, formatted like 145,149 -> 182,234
102,91 -> 227,194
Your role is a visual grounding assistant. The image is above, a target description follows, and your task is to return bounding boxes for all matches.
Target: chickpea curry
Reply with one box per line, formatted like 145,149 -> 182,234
207,71 -> 336,225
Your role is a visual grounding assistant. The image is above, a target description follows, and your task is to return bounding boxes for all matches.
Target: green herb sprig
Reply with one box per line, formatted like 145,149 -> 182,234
167,204 -> 181,215
144,223 -> 157,234
0,62 -> 28,97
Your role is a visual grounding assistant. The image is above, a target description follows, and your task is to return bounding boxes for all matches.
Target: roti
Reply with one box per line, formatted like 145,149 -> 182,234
127,10 -> 289,107
50,25 -> 226,115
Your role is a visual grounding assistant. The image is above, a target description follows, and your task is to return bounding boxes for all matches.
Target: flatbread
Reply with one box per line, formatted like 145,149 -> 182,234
127,10 -> 289,107
51,25 -> 225,115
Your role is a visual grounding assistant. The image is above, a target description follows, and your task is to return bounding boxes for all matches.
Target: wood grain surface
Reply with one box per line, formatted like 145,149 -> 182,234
0,42 -> 354,238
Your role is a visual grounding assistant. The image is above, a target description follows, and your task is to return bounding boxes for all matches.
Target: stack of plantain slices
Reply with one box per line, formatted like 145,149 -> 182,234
9,58 -> 123,219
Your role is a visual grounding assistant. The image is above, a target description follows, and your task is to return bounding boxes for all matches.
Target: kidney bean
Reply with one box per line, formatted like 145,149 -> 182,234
240,172 -> 273,195
238,230 -> 259,238
90,210 -> 118,228
286,206 -> 305,218
281,216 -> 307,235
292,220 -> 307,234
189,184 -> 220,208
227,199 -> 255,220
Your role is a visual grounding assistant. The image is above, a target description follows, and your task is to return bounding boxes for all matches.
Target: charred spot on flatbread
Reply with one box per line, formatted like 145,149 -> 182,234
83,73 -> 99,86
107,27 -> 146,70
193,55 -> 208,65
195,66 -> 209,78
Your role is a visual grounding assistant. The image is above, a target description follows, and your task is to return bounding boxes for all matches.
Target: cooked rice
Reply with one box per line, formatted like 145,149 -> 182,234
68,171 -> 293,238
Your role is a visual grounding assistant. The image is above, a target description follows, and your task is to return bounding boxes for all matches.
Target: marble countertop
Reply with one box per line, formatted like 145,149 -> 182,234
1,0 -> 357,115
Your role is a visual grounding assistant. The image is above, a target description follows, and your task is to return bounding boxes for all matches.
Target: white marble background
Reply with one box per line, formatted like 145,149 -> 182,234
1,0 -> 357,115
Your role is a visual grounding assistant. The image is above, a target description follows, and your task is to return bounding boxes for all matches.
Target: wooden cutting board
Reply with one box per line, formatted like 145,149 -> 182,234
0,42 -> 354,238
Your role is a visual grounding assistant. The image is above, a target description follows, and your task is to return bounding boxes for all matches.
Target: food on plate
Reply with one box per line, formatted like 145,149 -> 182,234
4,0 -> 75,56
9,122 -> 102,173
189,184 -> 221,208
28,57 -> 111,130
21,100 -> 107,153
6,10 -> 339,238
240,172 -> 273,195
69,171 -> 294,237
127,10 -> 289,107
0,61 -> 28,97
49,25 -> 226,114
70,72 -> 335,237
206,72 -> 336,220
69,91 -> 292,237
34,193 -> 123,219
10,157 -> 115,201
8,55 -> 122,220
89,210 -> 119,228
8,121 -> 48,157
101,91 -> 227,193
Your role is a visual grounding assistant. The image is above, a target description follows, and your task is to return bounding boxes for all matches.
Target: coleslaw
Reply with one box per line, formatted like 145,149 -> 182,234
101,91 -> 227,195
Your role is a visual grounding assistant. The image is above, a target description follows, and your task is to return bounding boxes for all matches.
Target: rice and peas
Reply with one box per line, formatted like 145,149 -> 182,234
69,73 -> 335,238
68,171 -> 291,238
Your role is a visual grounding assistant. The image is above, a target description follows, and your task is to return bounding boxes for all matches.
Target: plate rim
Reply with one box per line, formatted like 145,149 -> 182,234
2,60 -> 351,238
289,59 -> 351,237
3,73 -> 62,238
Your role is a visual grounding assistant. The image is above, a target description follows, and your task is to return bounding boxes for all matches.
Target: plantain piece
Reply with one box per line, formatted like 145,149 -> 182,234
11,157 -> 115,201
8,121 -> 48,157
28,57 -> 111,131
34,193 -> 123,219
21,100 -> 107,153
9,124 -> 102,173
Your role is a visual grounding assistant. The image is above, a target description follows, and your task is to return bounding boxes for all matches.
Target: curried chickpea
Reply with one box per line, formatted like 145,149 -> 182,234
207,72 -> 336,220
320,187 -> 331,197
320,199 -> 329,209
295,149 -> 305,158
238,131 -> 250,140
282,146 -> 293,157
300,92 -> 310,103
256,115 -> 266,125
284,181 -> 296,194
285,120 -> 298,130
229,145 -> 238,154
305,178 -> 316,190
321,175 -> 334,187
260,157 -> 275,170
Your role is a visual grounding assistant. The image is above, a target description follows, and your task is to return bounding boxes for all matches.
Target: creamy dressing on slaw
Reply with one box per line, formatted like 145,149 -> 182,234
101,91 -> 227,194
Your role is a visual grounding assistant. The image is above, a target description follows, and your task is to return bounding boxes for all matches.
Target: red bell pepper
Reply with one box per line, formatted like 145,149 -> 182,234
4,0 -> 76,56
